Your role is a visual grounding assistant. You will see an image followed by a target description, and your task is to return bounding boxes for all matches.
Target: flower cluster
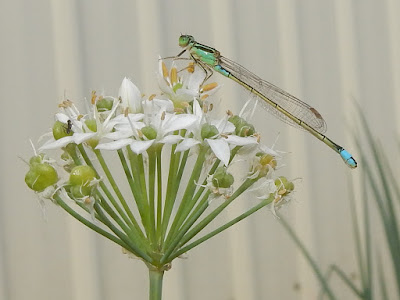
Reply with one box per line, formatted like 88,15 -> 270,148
24,58 -> 294,270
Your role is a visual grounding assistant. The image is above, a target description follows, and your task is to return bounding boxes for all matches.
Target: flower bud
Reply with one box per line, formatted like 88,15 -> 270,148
258,153 -> 277,170
69,165 -> 97,187
68,165 -> 97,197
201,124 -> 219,139
212,167 -> 234,188
85,119 -> 98,132
275,176 -> 294,196
82,119 -> 100,148
228,115 -> 254,137
70,185 -> 92,198
25,161 -> 58,192
29,154 -> 44,166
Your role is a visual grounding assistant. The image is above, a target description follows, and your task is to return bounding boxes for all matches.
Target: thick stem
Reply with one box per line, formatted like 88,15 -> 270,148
148,268 -> 164,300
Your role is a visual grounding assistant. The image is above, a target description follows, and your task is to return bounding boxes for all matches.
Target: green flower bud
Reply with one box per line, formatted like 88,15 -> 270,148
96,97 -> 113,112
53,120 -> 73,140
228,115 -> 254,137
25,162 -> 58,192
212,167 -> 234,188
85,119 -> 97,132
141,125 -> 157,140
259,154 -> 277,170
201,124 -> 219,140
69,165 -> 97,187
70,184 -> 92,198
29,154 -> 44,166
275,176 -> 294,195
81,119 -> 99,148
228,115 -> 241,127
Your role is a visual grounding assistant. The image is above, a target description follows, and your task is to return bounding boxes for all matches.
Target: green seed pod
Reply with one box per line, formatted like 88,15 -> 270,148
212,167 -> 234,188
25,162 -> 58,192
85,119 -> 98,132
275,176 -> 294,195
29,154 -> 44,166
228,115 -> 254,136
70,184 -> 92,198
141,125 -> 158,140
53,120 -> 73,140
69,165 -> 97,187
96,97 -> 114,112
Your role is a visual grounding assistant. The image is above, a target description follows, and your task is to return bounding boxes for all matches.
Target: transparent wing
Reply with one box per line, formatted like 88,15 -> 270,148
219,56 -> 327,134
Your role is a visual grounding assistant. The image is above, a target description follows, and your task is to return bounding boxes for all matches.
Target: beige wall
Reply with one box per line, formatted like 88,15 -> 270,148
1,0 -> 399,299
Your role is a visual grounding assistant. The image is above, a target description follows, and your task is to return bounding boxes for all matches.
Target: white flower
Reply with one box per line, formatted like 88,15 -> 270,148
97,108 -> 198,154
157,58 -> 219,105
176,100 -> 258,166
40,97 -> 121,150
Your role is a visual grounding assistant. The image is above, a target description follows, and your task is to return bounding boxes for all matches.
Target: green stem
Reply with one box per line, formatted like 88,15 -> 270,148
148,148 -> 157,245
161,143 -> 180,242
170,195 -> 274,260
94,202 -> 153,263
156,147 -> 163,244
171,158 -> 221,234
148,268 -> 164,300
128,148 -> 151,237
54,194 -> 128,249
94,149 -> 142,234
162,147 -> 207,250
117,149 -> 147,240
162,177 -> 257,263
161,191 -> 211,262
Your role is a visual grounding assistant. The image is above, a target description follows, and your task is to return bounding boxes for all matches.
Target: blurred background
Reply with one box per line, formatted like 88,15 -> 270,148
1,0 -> 399,299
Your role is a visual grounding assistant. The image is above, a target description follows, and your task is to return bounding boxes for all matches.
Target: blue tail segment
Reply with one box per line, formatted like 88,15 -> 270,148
340,149 -> 357,169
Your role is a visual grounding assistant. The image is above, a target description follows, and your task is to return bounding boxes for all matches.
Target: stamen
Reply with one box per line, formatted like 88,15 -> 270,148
148,94 -> 156,101
170,67 -> 178,85
181,102 -> 189,108
187,62 -> 195,73
201,82 -> 218,92
84,197 -> 92,205
174,108 -> 184,113
162,61 -> 169,78
91,91 -> 97,105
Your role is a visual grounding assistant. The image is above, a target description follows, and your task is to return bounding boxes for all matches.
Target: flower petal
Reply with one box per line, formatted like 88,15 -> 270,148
175,138 -> 200,152
207,139 -> 230,166
158,135 -> 183,144
225,135 -> 258,146
96,138 -> 132,150
129,140 -> 154,154
163,114 -> 198,133
73,132 -> 97,144
39,136 -> 75,150
118,77 -> 142,113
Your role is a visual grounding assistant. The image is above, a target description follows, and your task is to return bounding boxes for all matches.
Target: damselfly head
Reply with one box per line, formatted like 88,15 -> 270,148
179,35 -> 194,48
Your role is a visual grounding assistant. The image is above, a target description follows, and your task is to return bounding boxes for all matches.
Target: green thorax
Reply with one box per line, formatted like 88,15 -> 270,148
189,42 -> 220,67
